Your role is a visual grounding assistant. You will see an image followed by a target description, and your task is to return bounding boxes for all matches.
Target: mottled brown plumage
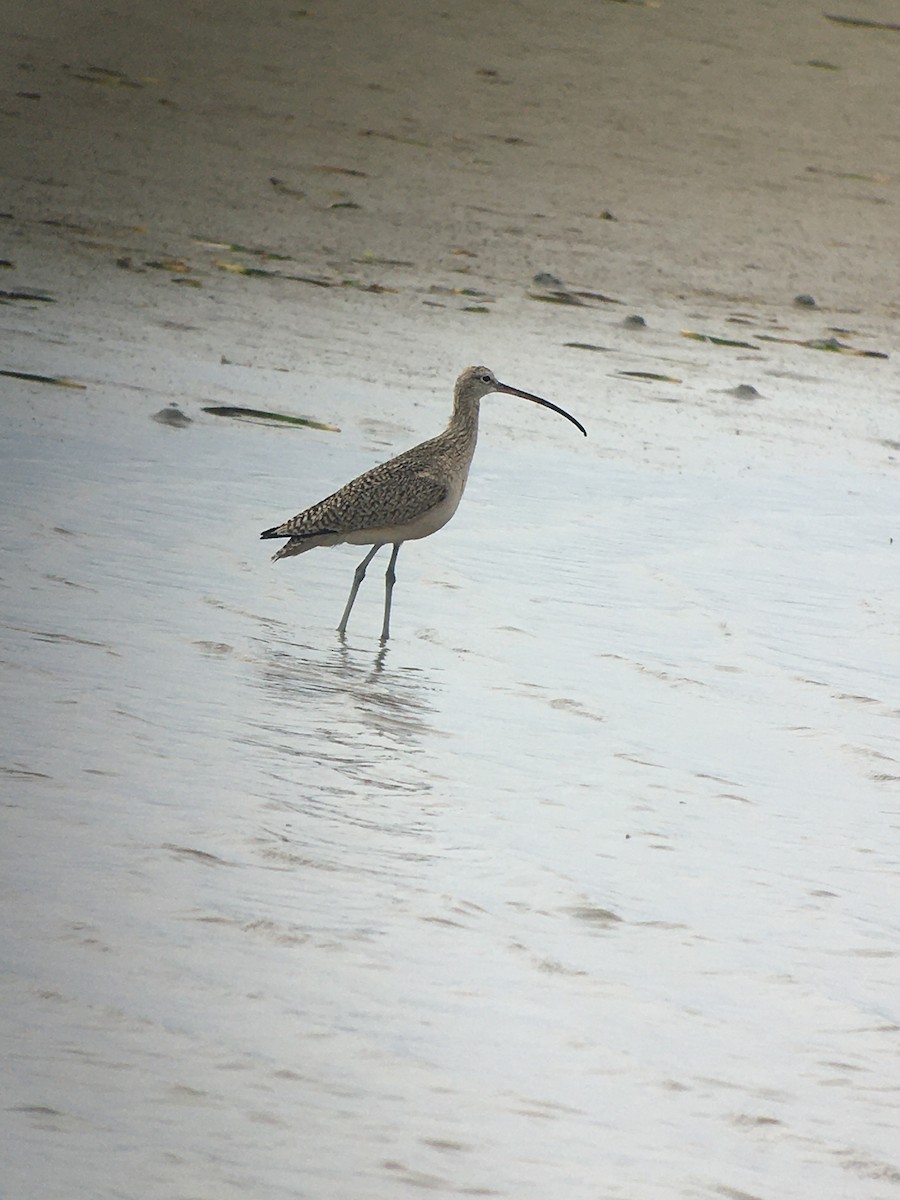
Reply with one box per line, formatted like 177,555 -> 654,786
261,365 -> 586,641
261,410 -> 475,560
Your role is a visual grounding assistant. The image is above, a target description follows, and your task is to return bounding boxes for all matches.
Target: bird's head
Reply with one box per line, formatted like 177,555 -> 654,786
454,365 -> 587,436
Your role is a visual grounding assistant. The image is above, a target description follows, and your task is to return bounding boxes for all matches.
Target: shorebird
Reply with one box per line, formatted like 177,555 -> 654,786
261,365 -> 586,642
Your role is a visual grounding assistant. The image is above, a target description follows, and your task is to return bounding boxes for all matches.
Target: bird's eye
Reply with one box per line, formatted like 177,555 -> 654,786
481,374 -> 491,383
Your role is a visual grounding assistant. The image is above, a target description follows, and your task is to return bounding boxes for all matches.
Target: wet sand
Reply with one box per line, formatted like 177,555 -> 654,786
2,2 -> 900,1198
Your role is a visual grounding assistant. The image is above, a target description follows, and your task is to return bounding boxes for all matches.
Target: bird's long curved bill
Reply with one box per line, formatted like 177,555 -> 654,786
496,381 -> 587,437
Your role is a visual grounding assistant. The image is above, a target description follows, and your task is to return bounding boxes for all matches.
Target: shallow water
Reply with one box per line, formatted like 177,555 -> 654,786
2,360 -> 899,1200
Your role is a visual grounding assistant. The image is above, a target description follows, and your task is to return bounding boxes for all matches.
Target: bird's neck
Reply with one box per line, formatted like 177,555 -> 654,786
443,395 -> 479,472
448,393 -> 480,452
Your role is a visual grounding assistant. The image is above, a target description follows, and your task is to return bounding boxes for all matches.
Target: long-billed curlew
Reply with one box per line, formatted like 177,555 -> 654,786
261,365 -> 586,642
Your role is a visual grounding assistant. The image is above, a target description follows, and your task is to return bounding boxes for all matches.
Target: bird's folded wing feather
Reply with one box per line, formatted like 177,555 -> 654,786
275,456 -> 448,538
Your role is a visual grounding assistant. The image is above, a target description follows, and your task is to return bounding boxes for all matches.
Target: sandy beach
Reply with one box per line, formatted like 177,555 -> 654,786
2,2 -> 900,1197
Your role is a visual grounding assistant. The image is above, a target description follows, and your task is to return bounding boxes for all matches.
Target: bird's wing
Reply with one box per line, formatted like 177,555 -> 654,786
271,454 -> 448,539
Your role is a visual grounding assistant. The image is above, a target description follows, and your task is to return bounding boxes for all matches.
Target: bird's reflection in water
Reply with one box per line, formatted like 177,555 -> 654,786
257,636 -> 438,753
246,634 -> 444,873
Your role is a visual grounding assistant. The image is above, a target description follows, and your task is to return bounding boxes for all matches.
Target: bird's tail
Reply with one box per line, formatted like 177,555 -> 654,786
269,537 -> 306,562
261,523 -> 340,561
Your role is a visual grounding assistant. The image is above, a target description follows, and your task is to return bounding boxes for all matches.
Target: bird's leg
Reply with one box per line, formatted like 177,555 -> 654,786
338,544 -> 383,636
380,543 -> 402,643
